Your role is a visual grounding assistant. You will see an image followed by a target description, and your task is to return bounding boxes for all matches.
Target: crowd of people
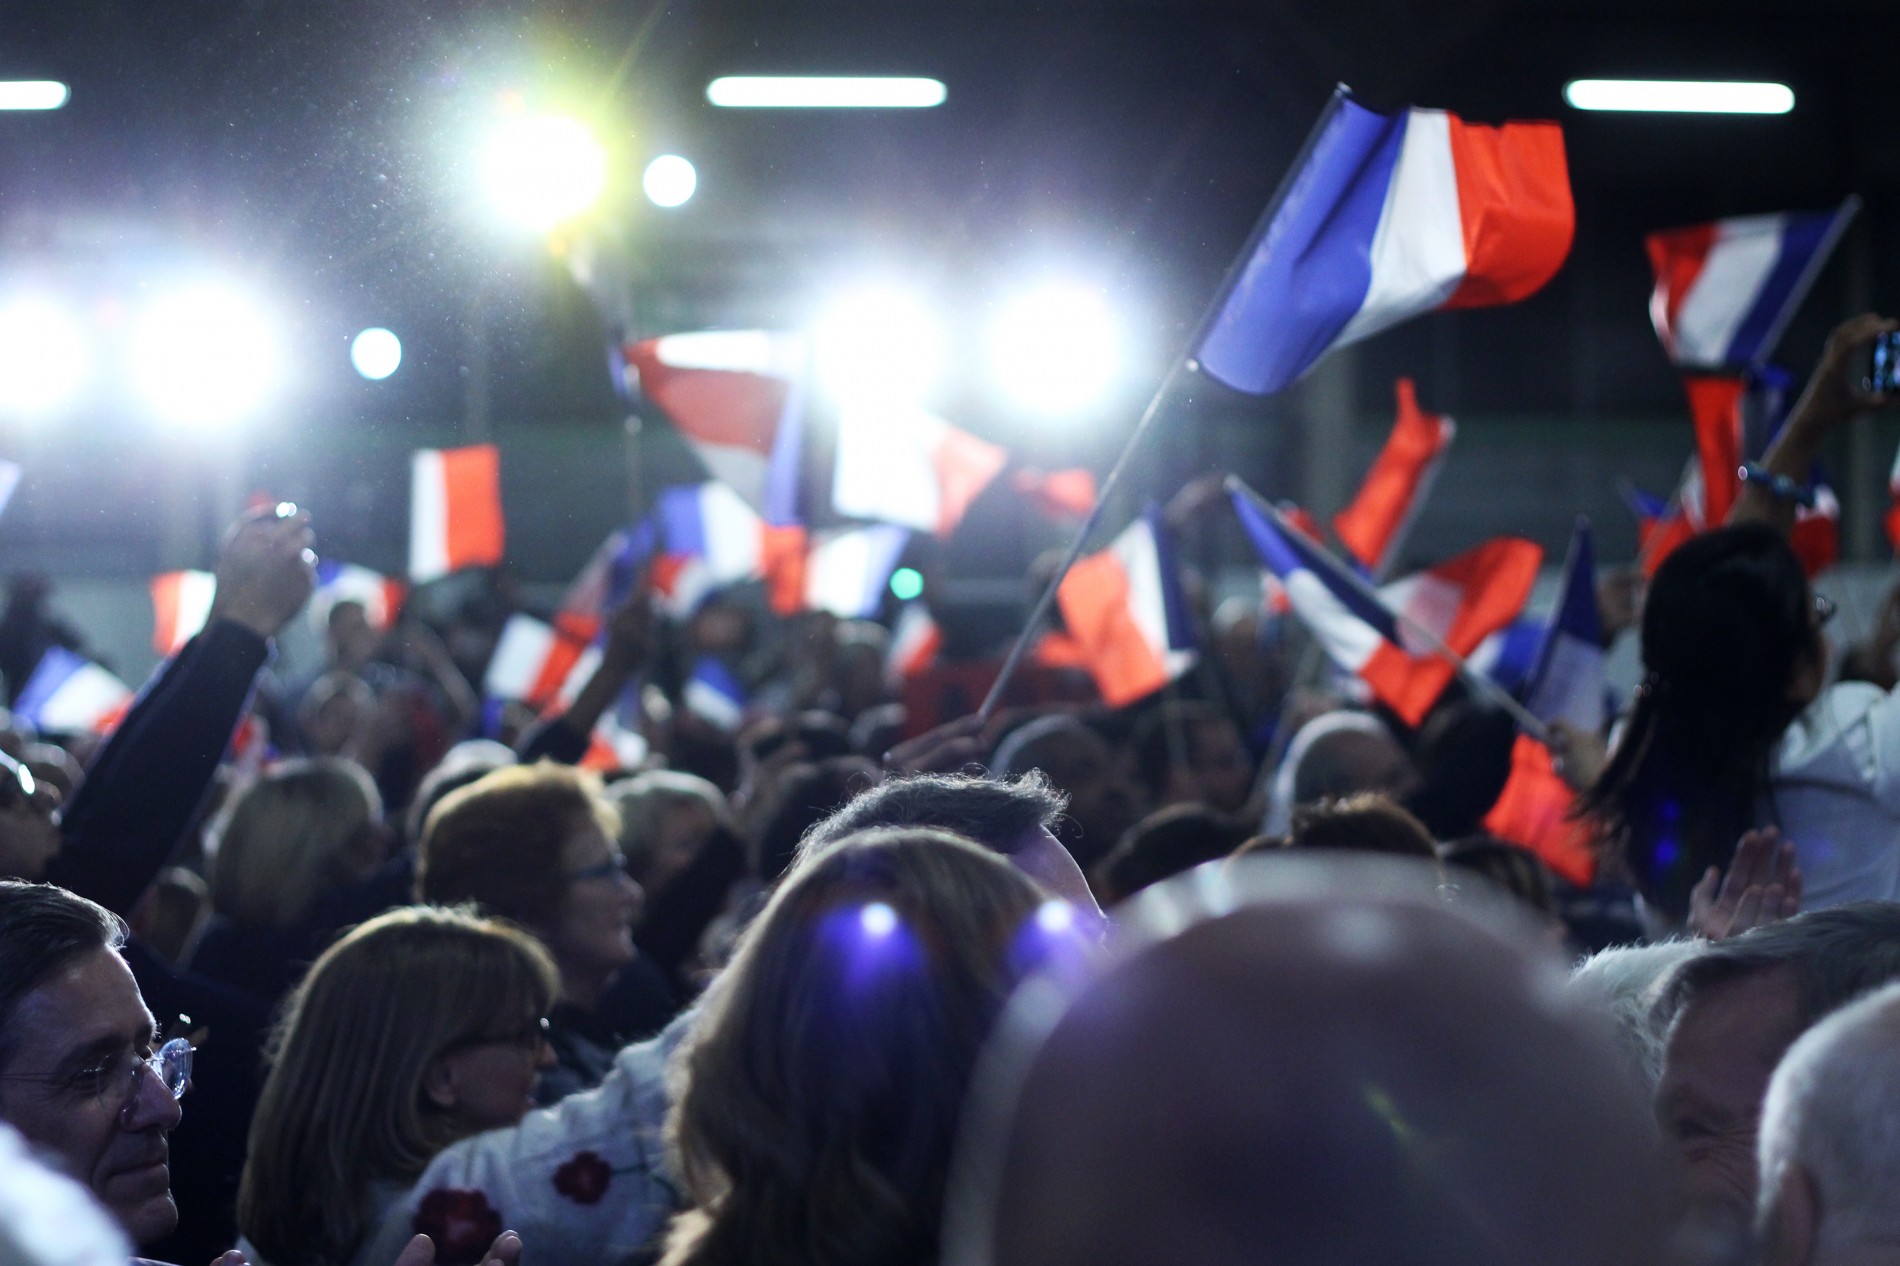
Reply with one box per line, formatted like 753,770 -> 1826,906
2,316 -> 1900,1266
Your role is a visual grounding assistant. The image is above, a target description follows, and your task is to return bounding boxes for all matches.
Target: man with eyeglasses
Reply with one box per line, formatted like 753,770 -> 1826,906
0,881 -> 190,1251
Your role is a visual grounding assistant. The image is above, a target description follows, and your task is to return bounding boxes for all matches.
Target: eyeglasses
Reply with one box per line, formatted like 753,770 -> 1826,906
0,753 -> 38,813
561,853 -> 629,884
442,1017 -> 550,1057
1814,593 -> 1838,627
0,1038 -> 192,1117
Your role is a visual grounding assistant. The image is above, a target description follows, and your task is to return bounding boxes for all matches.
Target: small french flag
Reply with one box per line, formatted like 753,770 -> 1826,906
1482,734 -> 1596,886
150,570 -> 218,655
15,648 -> 133,735
1522,518 -> 1606,734
410,444 -> 506,582
1332,378 -> 1456,575
797,525 -> 910,620
1646,200 -> 1857,370
832,403 -> 1007,537
652,483 -> 804,615
557,523 -> 654,641
683,656 -> 748,731
625,330 -> 806,523
1233,487 -> 1539,726
886,603 -> 942,683
313,561 -> 406,631
1054,507 -> 1197,708
483,615 -> 597,710
1195,89 -> 1573,395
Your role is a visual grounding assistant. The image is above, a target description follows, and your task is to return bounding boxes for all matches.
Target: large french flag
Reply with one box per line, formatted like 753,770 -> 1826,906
625,331 -> 805,523
483,615 -> 597,710
832,403 -> 1007,537
410,444 -> 505,582
1333,377 -> 1457,574
651,483 -> 805,616
1233,485 -> 1539,726
1055,507 -> 1197,708
313,561 -> 406,631
15,648 -> 133,735
1646,200 -> 1857,370
1195,90 -> 1572,395
1522,518 -> 1606,734
150,570 -> 218,655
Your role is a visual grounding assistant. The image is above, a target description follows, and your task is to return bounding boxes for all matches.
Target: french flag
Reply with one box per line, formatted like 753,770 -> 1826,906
483,615 -> 597,710
651,483 -> 805,616
15,648 -> 133,736
1054,506 -> 1197,708
684,656 -> 748,732
625,331 -> 805,524
796,525 -> 910,620
557,523 -> 654,641
886,603 -> 942,683
1522,518 -> 1606,734
1194,89 -> 1572,395
1010,468 -> 1098,520
832,403 -> 1008,537
1332,377 -> 1456,574
1233,485 -> 1539,726
150,570 -> 218,655
411,444 -> 506,582
1482,735 -> 1597,886
313,561 -> 407,631
1646,199 -> 1858,370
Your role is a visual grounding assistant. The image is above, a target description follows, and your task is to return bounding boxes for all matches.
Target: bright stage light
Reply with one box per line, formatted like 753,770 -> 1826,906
986,281 -> 1123,417
0,297 -> 86,419
706,77 -> 946,109
131,285 -> 280,427
1563,80 -> 1794,114
814,286 -> 945,407
643,155 -> 697,208
481,114 -> 607,231
350,327 -> 402,380
0,82 -> 68,111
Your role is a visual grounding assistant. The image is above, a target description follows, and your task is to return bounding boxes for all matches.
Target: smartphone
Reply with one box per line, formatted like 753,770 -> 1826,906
1862,331 -> 1900,395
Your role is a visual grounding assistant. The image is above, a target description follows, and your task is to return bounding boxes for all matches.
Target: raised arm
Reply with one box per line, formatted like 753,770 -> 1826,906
1728,313 -> 1897,536
46,507 -> 314,915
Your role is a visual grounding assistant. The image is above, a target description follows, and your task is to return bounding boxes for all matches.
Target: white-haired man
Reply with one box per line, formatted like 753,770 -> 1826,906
1756,979 -> 1900,1265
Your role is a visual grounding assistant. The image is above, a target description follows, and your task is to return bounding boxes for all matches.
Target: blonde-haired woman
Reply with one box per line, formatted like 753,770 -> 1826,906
237,906 -> 559,1266
189,757 -> 388,1003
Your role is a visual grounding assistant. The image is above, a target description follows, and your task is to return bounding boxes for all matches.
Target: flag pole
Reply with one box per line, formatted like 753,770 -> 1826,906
1228,477 -> 1553,743
978,86 -> 1357,721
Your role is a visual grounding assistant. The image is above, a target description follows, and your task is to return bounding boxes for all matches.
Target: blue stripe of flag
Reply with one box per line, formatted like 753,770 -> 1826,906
1230,491 -> 1402,643
1724,211 -> 1836,366
656,486 -> 709,557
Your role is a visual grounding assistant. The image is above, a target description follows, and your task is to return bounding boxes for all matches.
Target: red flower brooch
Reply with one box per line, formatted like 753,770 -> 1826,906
413,1188 -> 503,1266
552,1150 -> 613,1205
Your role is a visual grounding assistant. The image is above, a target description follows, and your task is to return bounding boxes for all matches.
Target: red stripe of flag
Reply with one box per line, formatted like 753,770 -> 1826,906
1442,117 -> 1575,310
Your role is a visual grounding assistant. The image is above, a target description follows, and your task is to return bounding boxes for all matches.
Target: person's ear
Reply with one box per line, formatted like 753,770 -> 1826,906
421,1057 -> 459,1111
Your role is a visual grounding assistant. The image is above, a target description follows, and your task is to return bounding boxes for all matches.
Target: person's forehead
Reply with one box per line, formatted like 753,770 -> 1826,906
5,949 -> 152,1070
1666,967 -> 1804,1084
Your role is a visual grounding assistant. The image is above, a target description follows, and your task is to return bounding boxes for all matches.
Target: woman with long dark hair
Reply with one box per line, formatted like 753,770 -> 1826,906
1581,314 -> 1898,919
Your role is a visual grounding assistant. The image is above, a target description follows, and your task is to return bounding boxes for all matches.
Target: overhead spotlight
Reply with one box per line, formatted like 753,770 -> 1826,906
0,81 -> 68,111
643,154 -> 697,208
131,285 -> 280,428
986,281 -> 1124,417
350,327 -> 402,380
706,77 -> 946,109
814,285 -> 945,407
0,296 -> 87,419
481,114 -> 607,231
1563,79 -> 1794,114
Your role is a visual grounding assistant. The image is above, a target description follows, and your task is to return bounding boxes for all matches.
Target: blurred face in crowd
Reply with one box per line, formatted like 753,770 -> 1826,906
547,815 -> 642,999
1183,717 -> 1253,814
426,1014 -> 556,1131
326,601 -> 380,672
0,755 -> 59,881
1655,966 -> 1805,1236
0,948 -> 182,1244
1031,729 -> 1140,869
646,797 -> 717,898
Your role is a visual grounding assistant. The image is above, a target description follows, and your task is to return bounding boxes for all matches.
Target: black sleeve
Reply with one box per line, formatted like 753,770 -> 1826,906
46,620 -> 270,916
516,715 -> 591,765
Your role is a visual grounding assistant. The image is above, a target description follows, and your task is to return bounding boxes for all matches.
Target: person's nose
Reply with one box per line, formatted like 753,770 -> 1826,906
536,1037 -> 559,1071
120,1060 -> 183,1133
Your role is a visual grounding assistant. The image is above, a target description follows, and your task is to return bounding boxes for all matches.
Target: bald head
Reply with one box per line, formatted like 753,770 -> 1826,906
951,866 -> 1669,1266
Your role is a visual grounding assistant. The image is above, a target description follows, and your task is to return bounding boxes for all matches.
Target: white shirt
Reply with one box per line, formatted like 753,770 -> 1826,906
1769,680 -> 1900,909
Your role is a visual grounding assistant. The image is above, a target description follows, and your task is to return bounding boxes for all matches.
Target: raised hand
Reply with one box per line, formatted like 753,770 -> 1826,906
1686,827 -> 1803,940
207,503 -> 317,639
